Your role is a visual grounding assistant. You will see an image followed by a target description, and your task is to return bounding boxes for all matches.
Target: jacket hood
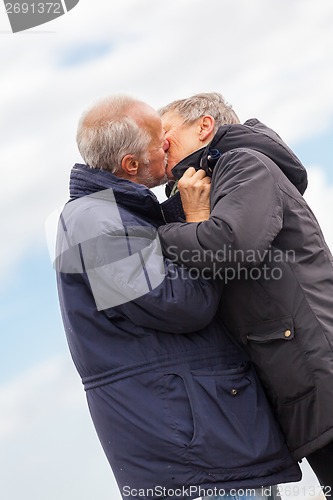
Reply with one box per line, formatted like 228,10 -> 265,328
171,119 -> 308,194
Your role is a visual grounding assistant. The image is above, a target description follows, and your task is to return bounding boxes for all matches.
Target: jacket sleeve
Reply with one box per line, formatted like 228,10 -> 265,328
76,221 -> 221,333
110,258 -> 222,333
158,149 -> 284,271
57,196 -> 222,334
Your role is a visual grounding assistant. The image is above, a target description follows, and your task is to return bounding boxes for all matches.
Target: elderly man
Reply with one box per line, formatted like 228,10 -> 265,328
158,92 -> 333,494
55,95 -> 300,500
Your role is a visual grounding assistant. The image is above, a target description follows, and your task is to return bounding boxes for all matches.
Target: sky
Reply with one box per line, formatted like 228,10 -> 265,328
0,1 -> 332,499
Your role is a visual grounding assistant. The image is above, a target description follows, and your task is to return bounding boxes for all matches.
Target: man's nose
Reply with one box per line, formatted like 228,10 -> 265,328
163,139 -> 170,152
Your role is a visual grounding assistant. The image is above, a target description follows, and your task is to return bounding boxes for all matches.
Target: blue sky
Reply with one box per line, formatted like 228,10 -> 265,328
294,125 -> 333,182
0,1 -> 333,499
0,250 -> 65,382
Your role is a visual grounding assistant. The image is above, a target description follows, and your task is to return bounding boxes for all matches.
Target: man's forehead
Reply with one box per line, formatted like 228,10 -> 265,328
128,102 -> 157,121
118,102 -> 163,144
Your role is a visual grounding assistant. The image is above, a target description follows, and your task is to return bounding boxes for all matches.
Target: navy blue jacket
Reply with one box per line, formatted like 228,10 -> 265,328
56,164 -> 300,500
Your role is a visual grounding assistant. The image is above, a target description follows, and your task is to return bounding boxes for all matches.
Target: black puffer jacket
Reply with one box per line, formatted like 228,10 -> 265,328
158,119 -> 333,460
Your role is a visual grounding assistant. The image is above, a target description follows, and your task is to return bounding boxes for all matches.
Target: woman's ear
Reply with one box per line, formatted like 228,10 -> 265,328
199,115 -> 215,142
121,154 -> 139,176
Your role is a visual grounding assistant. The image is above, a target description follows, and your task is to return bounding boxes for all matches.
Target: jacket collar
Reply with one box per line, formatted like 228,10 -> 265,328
69,163 -> 164,223
170,143 -> 227,181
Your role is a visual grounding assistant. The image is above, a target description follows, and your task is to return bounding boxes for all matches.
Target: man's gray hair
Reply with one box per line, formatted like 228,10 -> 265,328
76,95 -> 150,173
159,92 -> 240,131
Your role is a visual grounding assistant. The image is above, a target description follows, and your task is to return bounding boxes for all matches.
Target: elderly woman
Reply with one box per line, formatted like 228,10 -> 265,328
158,92 -> 333,496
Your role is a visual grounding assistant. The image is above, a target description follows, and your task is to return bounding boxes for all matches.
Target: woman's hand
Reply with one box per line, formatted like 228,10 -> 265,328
178,167 -> 211,222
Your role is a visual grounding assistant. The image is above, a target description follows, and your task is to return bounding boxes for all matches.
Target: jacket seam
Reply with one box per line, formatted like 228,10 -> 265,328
286,260 -> 333,353
225,148 -> 283,254
83,348 -> 234,390
277,188 -> 333,352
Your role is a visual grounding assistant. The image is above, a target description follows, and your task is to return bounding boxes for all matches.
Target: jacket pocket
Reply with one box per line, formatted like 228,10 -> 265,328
243,316 -> 315,404
161,372 -> 195,446
161,362 -> 288,469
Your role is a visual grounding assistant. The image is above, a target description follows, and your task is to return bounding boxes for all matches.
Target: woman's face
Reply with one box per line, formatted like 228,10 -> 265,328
161,111 -> 204,178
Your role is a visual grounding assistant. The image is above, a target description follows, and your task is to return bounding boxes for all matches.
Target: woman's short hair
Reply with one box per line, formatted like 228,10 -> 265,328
159,92 -> 240,131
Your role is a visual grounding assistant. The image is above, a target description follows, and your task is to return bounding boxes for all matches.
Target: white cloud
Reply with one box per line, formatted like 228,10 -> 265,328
0,0 -> 333,280
304,166 -> 333,252
0,4 -> 332,499
0,355 -> 122,500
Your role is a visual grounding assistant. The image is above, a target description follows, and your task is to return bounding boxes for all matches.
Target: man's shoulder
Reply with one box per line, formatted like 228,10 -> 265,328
62,192 -> 153,237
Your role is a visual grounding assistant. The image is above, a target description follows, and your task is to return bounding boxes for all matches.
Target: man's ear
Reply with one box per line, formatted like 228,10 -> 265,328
121,154 -> 139,176
199,115 -> 215,142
